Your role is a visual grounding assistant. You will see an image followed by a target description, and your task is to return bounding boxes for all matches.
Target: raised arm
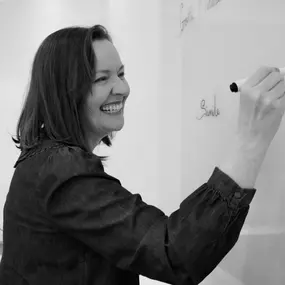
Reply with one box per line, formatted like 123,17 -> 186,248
43,162 -> 254,284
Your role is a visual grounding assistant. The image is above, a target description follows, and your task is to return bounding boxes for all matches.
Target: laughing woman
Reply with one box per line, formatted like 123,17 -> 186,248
0,25 -> 284,285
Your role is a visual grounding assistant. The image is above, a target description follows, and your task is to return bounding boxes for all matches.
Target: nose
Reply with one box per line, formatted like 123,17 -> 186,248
111,76 -> 130,98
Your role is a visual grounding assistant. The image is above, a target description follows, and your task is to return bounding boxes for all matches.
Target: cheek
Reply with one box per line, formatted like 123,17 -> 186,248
83,104 -> 102,132
82,96 -> 99,124
91,85 -> 113,106
85,91 -> 109,123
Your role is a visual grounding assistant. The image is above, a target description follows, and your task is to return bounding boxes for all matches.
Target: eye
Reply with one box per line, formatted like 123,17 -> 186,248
119,72 -> 125,79
95,76 -> 108,83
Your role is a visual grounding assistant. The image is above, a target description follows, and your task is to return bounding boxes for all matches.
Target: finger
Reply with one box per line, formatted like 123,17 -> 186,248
281,94 -> 285,112
273,91 -> 285,111
261,72 -> 285,94
245,66 -> 280,88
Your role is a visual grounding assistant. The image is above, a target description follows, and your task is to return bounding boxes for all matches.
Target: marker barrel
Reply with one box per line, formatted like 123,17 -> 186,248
230,67 -> 285,93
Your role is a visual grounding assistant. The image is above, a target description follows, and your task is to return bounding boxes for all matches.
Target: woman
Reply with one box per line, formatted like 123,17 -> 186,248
0,24 -> 284,285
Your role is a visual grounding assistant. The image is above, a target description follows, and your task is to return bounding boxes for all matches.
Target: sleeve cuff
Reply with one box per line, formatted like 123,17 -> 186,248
207,167 -> 256,209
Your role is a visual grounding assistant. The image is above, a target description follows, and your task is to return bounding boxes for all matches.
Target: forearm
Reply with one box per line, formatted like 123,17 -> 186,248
218,138 -> 268,189
164,167 -> 256,284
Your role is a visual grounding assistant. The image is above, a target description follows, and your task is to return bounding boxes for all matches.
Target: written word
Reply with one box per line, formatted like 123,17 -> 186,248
207,0 -> 223,10
180,2 -> 194,33
196,95 -> 220,120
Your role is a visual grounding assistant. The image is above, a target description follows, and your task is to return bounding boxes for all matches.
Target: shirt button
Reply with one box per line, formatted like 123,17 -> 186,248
234,192 -> 241,199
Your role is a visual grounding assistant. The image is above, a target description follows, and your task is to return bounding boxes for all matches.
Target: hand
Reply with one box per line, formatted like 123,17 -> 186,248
219,66 -> 285,188
237,66 -> 285,151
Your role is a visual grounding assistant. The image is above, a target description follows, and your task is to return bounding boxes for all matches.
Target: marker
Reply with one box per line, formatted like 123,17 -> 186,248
230,67 -> 285,93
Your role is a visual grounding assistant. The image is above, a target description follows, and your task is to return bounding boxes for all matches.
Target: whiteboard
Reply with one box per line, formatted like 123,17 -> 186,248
181,0 -> 285,284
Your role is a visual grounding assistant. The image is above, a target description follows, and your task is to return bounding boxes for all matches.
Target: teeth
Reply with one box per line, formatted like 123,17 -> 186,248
101,102 -> 123,112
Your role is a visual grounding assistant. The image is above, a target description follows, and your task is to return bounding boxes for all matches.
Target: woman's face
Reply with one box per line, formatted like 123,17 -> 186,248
81,39 -> 130,151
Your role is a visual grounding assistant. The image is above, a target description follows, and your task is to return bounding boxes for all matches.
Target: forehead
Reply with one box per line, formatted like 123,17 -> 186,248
92,40 -> 122,69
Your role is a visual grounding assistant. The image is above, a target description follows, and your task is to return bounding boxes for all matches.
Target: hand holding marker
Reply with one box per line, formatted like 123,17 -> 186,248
221,66 -> 285,189
230,67 -> 285,92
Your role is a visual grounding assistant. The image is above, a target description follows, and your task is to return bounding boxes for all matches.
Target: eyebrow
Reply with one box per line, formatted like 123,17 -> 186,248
96,64 -> 125,74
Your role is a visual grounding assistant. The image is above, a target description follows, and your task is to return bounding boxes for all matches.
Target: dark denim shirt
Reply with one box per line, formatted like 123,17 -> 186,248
0,138 -> 256,285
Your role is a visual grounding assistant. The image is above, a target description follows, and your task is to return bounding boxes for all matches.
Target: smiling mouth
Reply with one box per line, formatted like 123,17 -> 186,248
100,98 -> 126,112
100,102 -> 124,114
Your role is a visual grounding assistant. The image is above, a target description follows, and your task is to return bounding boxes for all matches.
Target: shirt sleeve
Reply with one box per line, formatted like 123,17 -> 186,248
42,148 -> 256,285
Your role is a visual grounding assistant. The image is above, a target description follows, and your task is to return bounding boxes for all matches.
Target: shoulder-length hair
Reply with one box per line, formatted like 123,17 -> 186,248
12,24 -> 115,162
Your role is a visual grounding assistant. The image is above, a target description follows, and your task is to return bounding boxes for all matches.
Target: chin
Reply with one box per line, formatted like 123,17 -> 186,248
113,124 -> 124,131
106,123 -> 124,133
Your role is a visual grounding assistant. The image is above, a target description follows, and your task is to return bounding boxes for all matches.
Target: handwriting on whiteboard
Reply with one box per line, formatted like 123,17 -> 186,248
196,95 -> 220,120
180,2 -> 195,33
206,0 -> 223,10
